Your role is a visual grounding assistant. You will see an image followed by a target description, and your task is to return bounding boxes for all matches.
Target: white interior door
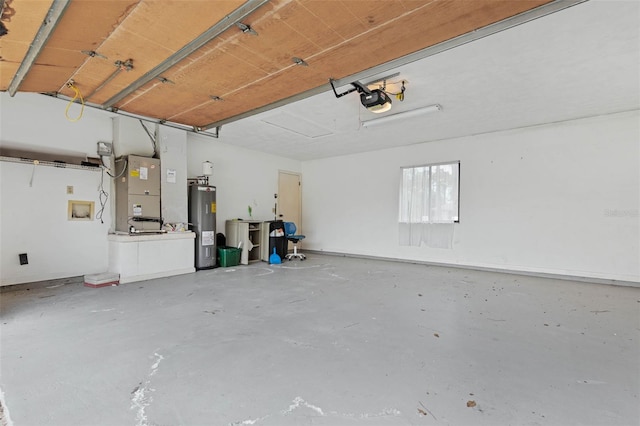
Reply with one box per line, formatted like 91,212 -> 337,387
278,171 -> 301,247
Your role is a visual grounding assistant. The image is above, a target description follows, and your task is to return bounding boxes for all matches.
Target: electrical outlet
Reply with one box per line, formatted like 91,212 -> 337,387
19,253 -> 28,265
67,185 -> 74,194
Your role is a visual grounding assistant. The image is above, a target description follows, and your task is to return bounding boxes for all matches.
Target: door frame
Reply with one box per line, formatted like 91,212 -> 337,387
277,170 -> 302,231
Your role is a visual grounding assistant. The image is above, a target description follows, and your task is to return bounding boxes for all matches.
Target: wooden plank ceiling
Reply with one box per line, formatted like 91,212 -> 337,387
0,0 -> 552,129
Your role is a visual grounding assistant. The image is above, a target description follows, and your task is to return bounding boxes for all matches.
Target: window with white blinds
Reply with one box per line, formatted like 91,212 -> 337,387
399,162 -> 459,248
399,162 -> 459,223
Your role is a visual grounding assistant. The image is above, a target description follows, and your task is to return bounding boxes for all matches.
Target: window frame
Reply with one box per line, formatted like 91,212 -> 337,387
399,160 -> 460,224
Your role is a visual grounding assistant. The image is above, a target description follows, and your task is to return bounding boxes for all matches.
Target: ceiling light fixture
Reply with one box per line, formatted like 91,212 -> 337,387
361,104 -> 442,128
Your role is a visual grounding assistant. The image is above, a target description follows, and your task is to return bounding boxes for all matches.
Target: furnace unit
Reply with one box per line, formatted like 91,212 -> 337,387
188,184 -> 217,269
115,155 -> 161,232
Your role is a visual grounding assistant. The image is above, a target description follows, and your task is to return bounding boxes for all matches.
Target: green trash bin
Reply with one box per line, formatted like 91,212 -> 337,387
218,247 -> 241,267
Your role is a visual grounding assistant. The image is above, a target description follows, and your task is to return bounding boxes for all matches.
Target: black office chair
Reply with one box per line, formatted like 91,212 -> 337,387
284,222 -> 306,260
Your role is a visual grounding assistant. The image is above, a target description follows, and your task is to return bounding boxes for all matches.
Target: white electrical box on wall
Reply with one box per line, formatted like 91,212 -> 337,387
97,141 -> 113,156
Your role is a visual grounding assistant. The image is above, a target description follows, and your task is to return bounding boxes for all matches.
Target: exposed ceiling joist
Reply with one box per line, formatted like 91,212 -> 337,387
102,0 -> 270,109
7,0 -> 70,96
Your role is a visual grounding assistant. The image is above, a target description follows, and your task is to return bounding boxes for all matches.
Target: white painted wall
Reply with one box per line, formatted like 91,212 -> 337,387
158,126 -> 188,224
0,92 -> 113,156
302,111 -> 640,283
2,92 -> 637,284
112,116 -> 155,158
0,162 -> 111,285
0,93 -> 115,286
0,93 -> 299,284
187,133 -> 301,235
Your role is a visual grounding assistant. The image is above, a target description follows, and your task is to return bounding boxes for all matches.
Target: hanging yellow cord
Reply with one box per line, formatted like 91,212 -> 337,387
65,82 -> 85,122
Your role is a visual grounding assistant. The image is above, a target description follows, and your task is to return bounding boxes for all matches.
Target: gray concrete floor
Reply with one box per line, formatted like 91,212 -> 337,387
0,254 -> 638,426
